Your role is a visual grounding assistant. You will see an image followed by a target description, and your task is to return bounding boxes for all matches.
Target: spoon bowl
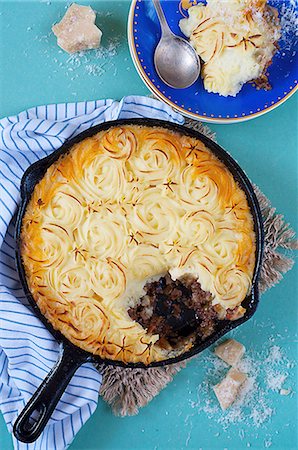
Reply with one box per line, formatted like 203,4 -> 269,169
154,34 -> 201,89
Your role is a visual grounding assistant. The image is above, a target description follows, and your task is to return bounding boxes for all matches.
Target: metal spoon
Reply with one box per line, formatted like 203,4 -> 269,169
152,0 -> 201,89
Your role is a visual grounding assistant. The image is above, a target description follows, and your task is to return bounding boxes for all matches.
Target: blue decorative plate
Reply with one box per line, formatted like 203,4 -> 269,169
128,0 -> 298,123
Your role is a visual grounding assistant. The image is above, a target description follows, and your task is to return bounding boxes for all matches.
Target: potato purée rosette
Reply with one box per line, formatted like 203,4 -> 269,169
57,299 -> 110,349
89,258 -> 127,308
169,249 -> 217,293
179,166 -> 220,209
120,244 -> 168,281
21,124 -> 256,364
21,232 -> 68,274
43,190 -> 84,229
127,129 -> 183,183
96,126 -> 137,161
214,266 -> 252,309
130,188 -> 183,244
179,210 -> 215,246
70,154 -> 127,204
76,212 -> 128,259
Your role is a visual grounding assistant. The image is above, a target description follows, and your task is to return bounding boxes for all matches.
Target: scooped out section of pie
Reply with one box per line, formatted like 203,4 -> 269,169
21,125 -> 256,364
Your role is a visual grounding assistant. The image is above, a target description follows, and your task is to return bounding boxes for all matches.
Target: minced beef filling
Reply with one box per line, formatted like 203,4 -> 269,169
128,274 -> 217,349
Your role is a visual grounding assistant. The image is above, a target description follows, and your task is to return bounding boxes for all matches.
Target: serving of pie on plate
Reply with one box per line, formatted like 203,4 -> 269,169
179,0 -> 281,97
21,125 -> 256,364
128,0 -> 298,122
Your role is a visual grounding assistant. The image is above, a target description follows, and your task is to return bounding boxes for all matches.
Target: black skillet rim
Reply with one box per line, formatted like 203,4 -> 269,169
15,118 -> 264,369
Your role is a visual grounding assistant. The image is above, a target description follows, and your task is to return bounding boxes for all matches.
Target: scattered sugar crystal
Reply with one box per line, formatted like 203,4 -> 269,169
270,0 -> 298,51
250,398 -> 274,427
280,1 -> 298,38
280,388 -> 291,396
52,35 -> 120,79
239,429 -> 245,440
85,64 -> 105,76
266,370 -> 288,391
265,345 -> 283,364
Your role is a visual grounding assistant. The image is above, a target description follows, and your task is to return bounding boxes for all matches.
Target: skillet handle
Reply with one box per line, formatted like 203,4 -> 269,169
13,344 -> 90,443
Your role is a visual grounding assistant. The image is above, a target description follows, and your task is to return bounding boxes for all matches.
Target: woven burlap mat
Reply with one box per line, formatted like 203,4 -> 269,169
95,119 -> 297,416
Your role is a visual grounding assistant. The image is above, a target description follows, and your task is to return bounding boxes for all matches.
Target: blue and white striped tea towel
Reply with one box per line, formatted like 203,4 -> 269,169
0,95 -> 184,450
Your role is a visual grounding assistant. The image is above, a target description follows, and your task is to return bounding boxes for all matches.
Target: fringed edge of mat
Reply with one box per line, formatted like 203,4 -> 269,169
254,184 -> 298,293
98,362 -> 186,416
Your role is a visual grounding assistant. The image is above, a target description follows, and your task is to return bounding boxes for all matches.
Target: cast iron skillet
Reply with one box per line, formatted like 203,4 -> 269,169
13,118 -> 264,443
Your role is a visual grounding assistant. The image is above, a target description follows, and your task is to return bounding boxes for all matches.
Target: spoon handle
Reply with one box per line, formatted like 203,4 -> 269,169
152,0 -> 172,36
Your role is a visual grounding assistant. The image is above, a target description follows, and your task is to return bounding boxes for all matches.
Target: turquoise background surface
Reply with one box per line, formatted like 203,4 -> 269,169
0,1 -> 297,449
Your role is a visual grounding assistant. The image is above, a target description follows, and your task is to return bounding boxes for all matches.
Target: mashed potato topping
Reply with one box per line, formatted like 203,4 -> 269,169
179,0 -> 280,96
21,125 -> 256,364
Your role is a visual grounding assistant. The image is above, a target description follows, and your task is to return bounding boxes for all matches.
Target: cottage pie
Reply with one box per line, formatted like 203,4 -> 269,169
179,0 -> 281,96
21,125 -> 256,364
